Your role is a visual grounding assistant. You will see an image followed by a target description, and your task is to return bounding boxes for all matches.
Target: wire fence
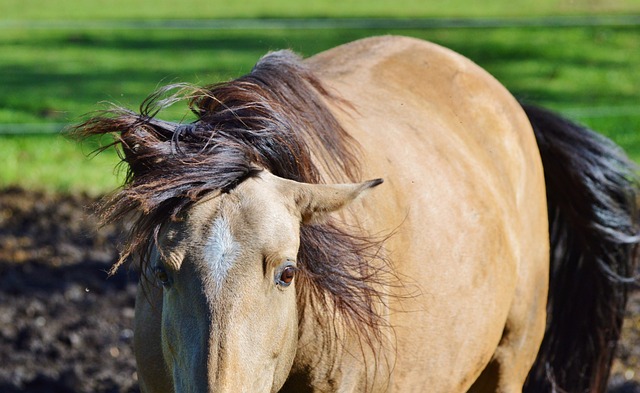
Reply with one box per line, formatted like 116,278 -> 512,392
2,15 -> 640,30
0,123 -> 68,136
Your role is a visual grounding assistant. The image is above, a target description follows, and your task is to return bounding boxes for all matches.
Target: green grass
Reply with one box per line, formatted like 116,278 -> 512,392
1,134 -> 123,195
3,0 -> 640,20
2,25 -> 639,193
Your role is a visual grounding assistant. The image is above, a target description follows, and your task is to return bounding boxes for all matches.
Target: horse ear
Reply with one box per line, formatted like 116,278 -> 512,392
293,178 -> 384,224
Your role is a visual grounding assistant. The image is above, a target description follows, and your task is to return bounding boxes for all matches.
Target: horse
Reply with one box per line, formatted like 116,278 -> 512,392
76,35 -> 639,392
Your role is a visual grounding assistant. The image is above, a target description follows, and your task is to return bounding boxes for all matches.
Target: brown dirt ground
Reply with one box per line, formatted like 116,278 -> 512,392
0,188 -> 638,392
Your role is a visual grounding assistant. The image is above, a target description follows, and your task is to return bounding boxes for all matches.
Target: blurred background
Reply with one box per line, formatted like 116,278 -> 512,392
1,1 -> 639,392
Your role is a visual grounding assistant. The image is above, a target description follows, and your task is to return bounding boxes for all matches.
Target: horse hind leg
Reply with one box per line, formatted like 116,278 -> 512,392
467,327 -> 539,392
467,266 -> 548,393
467,323 -> 545,392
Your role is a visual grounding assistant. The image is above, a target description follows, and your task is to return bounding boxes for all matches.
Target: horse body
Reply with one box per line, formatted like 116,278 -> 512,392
78,35 -> 638,392
290,36 -> 549,391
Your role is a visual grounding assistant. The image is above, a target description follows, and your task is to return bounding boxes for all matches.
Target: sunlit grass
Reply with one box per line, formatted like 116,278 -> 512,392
1,25 -> 639,193
3,0 -> 639,20
1,134 -> 123,196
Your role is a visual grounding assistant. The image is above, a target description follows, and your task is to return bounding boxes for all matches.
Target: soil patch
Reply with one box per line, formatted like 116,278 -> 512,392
0,187 -> 638,392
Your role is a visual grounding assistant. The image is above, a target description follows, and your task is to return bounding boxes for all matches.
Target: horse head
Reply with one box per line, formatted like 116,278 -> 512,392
143,171 -> 381,392
76,49 -> 390,392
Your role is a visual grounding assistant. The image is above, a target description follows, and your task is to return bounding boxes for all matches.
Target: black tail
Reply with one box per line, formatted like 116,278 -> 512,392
521,104 -> 640,393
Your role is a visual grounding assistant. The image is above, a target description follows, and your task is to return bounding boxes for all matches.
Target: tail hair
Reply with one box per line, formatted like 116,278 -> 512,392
521,104 -> 640,393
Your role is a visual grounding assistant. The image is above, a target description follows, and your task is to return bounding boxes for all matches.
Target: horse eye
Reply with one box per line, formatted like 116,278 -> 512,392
154,266 -> 171,287
276,265 -> 297,287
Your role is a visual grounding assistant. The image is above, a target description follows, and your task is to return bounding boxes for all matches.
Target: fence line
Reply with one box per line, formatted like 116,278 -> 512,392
0,123 -> 68,135
1,15 -> 640,31
1,106 -> 638,135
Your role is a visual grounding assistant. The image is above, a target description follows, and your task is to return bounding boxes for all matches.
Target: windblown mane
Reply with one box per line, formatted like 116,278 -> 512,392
75,50 -> 392,363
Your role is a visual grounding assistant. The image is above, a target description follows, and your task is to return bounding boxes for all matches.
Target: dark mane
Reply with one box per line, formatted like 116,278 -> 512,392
75,50 -> 392,363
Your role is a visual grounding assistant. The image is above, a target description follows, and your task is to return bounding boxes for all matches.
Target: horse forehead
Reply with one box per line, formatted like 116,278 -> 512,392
190,175 -> 289,222
186,177 -> 299,251
221,177 -> 301,255
202,215 -> 239,289
178,185 -> 299,288
239,178 -> 300,233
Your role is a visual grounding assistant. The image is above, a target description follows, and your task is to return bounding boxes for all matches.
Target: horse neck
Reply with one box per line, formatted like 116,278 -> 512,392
286,290 -> 391,392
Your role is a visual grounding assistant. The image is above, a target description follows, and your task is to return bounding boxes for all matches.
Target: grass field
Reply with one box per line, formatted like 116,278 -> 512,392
3,0 -> 640,19
2,3 -> 640,194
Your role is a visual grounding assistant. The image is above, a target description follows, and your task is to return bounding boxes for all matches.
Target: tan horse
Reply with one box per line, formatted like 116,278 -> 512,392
77,36 -> 639,392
